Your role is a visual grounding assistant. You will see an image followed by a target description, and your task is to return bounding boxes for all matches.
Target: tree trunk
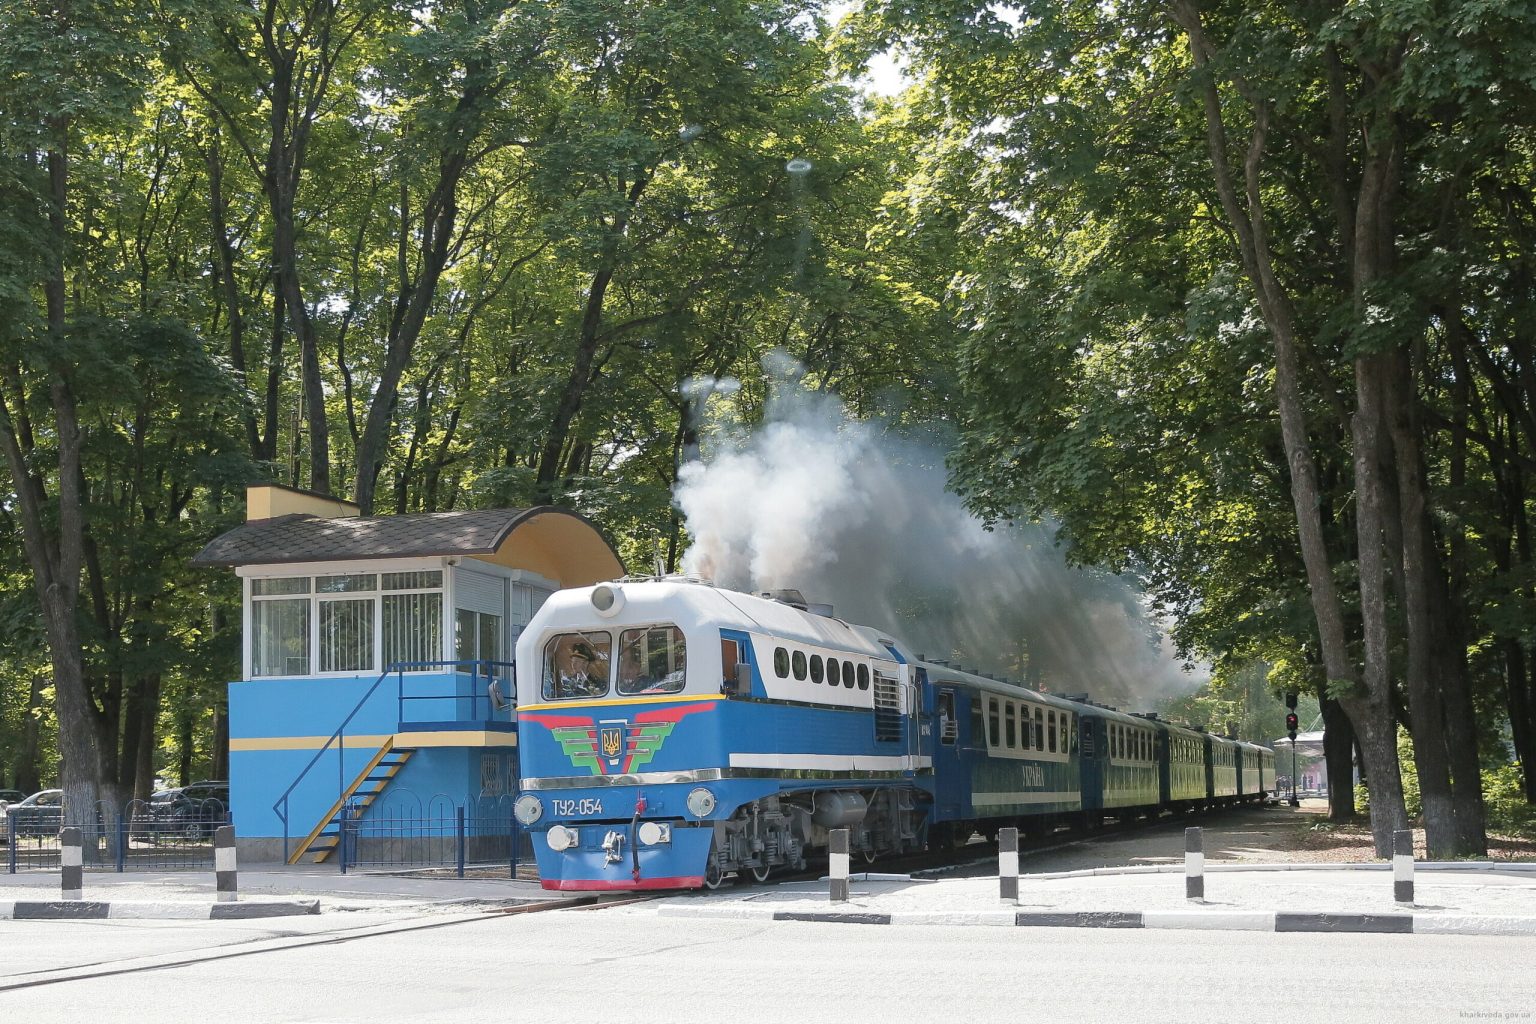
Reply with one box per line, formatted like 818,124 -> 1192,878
1320,694 -> 1357,820
536,264 -> 615,501
13,674 -> 46,794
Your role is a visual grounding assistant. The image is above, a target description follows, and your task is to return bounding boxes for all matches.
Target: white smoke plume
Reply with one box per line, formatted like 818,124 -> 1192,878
673,352 -> 1205,708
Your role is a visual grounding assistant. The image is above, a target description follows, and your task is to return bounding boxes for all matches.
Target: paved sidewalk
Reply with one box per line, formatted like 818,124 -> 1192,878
5,857 -> 1535,934
641,863 -> 1536,936
0,864 -> 558,919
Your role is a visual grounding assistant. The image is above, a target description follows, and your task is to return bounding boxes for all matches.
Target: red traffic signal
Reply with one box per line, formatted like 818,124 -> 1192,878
1285,712 -> 1299,737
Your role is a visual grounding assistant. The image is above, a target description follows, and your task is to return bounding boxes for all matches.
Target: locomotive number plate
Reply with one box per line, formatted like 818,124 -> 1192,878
553,798 -> 604,817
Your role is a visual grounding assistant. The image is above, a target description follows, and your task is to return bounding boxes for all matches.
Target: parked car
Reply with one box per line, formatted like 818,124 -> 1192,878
0,789 -> 64,839
147,782 -> 229,839
0,789 -> 25,807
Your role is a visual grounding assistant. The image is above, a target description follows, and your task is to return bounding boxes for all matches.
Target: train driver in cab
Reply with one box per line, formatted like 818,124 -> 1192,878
549,637 -> 607,698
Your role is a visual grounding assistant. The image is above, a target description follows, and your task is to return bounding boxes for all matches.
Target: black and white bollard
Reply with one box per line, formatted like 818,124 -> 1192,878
60,827 -> 83,901
215,825 -> 238,902
1185,826 -> 1204,900
999,827 -> 1020,904
1393,829 -> 1414,904
829,828 -> 850,903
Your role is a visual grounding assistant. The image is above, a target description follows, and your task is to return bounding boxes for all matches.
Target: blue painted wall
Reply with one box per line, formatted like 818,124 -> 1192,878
229,671 -> 515,842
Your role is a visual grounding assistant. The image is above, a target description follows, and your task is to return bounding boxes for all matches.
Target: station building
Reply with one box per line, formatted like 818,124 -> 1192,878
192,484 -> 623,862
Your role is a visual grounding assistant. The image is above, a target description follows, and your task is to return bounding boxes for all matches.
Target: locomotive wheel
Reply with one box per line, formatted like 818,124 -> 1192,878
702,859 -> 725,890
750,863 -> 771,883
860,847 -> 876,865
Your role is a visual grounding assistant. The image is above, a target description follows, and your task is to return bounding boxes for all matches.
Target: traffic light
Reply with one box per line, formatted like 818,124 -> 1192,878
1285,712 -> 1299,739
1285,691 -> 1298,710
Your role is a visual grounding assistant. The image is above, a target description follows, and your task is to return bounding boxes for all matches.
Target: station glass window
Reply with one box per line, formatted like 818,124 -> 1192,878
810,655 -> 824,684
792,650 -> 807,681
383,585 -> 442,670
1005,702 -> 1017,749
987,697 -> 1000,748
842,661 -> 855,688
617,624 -> 687,695
252,578 -> 311,676
857,664 -> 869,690
251,571 -> 457,678
774,647 -> 790,678
542,630 -> 613,700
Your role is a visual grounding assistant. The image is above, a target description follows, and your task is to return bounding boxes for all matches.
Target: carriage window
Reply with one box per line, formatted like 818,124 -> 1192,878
810,655 -> 824,683
542,631 -> 612,700
987,697 -> 1000,748
1048,711 -> 1058,753
857,664 -> 869,690
970,699 -> 985,747
792,650 -> 807,681
843,661 -> 855,688
826,658 -> 839,686
1034,707 -> 1044,749
1005,702 -> 1017,749
1061,716 -> 1069,755
617,625 -> 687,695
774,647 -> 789,678
1020,705 -> 1031,750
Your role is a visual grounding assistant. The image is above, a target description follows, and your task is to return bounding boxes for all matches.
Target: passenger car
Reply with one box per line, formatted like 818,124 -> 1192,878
0,789 -> 64,838
147,782 -> 230,839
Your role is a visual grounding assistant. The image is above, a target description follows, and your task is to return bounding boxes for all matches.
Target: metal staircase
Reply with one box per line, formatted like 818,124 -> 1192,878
287,740 -> 416,865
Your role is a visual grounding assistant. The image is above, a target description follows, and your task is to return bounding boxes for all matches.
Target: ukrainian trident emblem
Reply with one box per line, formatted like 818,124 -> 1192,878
598,720 -> 627,770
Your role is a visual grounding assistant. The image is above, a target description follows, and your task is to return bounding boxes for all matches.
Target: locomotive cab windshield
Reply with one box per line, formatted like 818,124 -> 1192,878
540,623 -> 689,701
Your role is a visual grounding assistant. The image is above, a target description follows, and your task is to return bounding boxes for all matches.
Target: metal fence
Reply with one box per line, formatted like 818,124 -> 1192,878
334,794 -> 534,878
4,799 -> 231,874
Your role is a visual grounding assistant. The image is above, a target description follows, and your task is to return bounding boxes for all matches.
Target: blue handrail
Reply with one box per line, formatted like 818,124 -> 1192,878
271,659 -> 517,863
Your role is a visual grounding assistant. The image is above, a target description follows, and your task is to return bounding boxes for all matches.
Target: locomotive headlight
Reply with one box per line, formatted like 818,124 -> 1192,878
637,821 -> 671,846
513,794 -> 543,826
686,787 -> 717,818
590,583 -> 625,618
546,825 -> 578,852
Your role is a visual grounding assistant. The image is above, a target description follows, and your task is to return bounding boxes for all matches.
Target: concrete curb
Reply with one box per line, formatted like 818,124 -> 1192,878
0,899 -> 321,921
656,903 -> 1536,936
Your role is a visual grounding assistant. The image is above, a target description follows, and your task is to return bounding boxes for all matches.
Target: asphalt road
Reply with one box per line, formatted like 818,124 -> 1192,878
1,906 -> 1529,1023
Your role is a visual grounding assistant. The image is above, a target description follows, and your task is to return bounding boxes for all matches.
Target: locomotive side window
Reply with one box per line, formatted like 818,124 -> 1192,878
987,697 -> 1000,748
1005,702 -> 1017,749
857,664 -> 869,690
721,638 -> 740,687
792,650 -> 807,681
542,631 -> 613,700
842,661 -> 855,688
774,647 -> 789,678
616,625 -> 687,695
936,690 -> 957,744
970,698 -> 985,747
810,655 -> 824,684
826,658 -> 839,685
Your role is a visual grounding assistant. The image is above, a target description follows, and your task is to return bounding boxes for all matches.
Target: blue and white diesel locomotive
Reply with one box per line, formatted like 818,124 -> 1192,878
512,577 -> 1275,891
